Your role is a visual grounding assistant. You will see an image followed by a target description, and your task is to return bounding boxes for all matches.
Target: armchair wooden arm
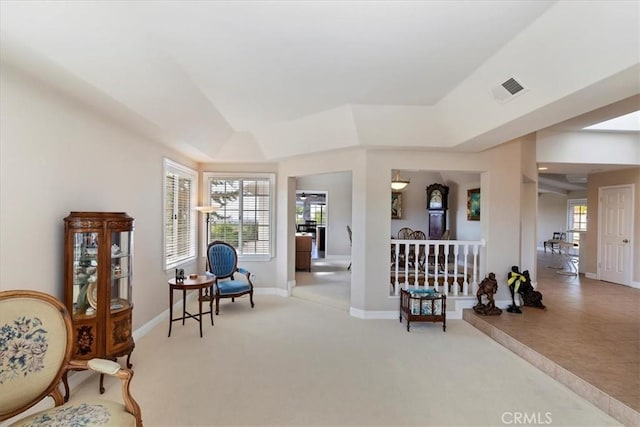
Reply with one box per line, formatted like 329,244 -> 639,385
0,290 -> 143,427
66,358 -> 142,425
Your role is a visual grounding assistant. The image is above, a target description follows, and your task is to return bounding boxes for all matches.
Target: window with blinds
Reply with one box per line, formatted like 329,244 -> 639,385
203,172 -> 274,259
164,159 -> 197,269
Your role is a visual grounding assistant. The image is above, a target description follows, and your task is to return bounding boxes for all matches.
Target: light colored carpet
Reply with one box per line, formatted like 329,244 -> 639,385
292,258 -> 351,310
70,293 -> 620,426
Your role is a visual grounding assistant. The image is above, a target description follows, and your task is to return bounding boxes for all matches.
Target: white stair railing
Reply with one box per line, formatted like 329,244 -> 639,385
390,239 -> 486,297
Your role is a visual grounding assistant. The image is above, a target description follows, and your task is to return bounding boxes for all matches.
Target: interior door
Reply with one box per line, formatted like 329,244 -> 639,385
599,185 -> 633,285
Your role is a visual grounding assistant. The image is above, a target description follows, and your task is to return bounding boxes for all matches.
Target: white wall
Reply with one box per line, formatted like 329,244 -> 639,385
389,170 -> 440,237
447,173 -> 482,241
537,193 -> 568,247
0,63 -> 199,329
387,170 -> 482,241
537,130 -> 640,165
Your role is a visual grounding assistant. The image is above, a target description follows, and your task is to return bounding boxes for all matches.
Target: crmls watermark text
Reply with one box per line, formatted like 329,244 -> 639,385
501,412 -> 552,425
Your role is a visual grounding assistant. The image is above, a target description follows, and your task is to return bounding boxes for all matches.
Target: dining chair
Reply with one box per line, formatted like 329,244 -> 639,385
397,227 -> 414,239
0,290 -> 142,426
411,230 -> 426,240
544,232 -> 566,253
206,240 -> 255,315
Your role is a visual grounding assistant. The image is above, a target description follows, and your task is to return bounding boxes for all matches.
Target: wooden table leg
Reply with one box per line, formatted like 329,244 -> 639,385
198,288 -> 203,338
182,289 -> 186,325
168,286 -> 174,337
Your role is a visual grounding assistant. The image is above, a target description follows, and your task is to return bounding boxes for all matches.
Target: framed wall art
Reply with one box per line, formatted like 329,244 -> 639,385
467,188 -> 480,221
391,192 -> 403,219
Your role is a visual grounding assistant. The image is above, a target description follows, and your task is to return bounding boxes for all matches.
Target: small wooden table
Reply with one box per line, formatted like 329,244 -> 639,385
400,288 -> 446,332
168,275 -> 214,338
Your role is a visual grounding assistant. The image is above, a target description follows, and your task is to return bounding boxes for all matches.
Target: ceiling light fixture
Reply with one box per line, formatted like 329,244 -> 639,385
299,193 -> 307,200
391,171 -> 410,191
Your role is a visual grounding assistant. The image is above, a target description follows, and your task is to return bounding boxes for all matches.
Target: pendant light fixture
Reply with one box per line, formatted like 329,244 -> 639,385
391,170 -> 410,191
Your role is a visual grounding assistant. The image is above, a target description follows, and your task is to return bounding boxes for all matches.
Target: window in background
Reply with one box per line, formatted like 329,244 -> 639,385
309,202 -> 326,225
203,173 -> 274,259
164,159 -> 197,269
567,199 -> 587,245
296,192 -> 327,226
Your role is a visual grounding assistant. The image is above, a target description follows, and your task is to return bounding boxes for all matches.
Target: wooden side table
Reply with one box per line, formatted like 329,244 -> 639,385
399,288 -> 446,332
168,275 -> 215,338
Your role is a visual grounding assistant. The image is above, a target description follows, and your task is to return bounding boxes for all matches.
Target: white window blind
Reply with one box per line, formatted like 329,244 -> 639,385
203,173 -> 274,259
164,159 -> 197,269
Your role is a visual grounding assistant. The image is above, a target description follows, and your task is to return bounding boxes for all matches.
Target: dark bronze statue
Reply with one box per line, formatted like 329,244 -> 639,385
473,272 -> 502,315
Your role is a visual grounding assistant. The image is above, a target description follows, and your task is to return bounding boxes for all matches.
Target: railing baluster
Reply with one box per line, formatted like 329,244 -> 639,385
443,242 -> 449,295
413,242 -> 419,288
472,244 -> 479,294
394,242 -> 400,296
462,244 -> 469,295
390,238 -> 485,297
453,244 -> 459,296
433,244 -> 440,292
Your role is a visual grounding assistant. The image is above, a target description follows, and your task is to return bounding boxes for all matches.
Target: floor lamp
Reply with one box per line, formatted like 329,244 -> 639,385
195,206 -> 217,246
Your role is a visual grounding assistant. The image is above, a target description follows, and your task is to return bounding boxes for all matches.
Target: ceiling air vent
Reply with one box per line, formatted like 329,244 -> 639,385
491,77 -> 528,103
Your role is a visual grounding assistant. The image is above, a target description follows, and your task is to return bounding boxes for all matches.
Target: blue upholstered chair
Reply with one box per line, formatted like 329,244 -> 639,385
0,290 -> 142,426
206,241 -> 255,315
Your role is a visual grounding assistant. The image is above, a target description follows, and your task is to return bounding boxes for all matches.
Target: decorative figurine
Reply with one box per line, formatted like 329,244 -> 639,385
507,266 -> 524,313
518,270 -> 546,310
507,266 -> 546,312
111,264 -> 122,277
473,272 -> 502,315
175,268 -> 185,283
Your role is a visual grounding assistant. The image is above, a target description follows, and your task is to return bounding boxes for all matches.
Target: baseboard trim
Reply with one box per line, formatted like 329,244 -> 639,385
584,272 -> 639,289
254,287 -> 289,297
349,308 -> 397,319
348,297 -> 507,320
132,304 -> 174,342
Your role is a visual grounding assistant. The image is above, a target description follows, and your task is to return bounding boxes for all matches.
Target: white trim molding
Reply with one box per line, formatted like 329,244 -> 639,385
254,287 -> 289,297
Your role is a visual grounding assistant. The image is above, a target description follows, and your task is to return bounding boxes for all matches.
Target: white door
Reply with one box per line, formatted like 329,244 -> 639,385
599,185 -> 634,285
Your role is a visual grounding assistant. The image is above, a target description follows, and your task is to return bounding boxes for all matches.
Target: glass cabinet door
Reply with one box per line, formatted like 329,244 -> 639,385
110,230 -> 133,312
72,231 -> 99,318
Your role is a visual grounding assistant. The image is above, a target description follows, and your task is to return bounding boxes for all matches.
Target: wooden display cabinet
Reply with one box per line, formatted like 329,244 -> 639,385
63,212 -> 135,394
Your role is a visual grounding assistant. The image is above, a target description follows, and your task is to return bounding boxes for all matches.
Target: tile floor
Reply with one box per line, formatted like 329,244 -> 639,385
464,251 -> 639,426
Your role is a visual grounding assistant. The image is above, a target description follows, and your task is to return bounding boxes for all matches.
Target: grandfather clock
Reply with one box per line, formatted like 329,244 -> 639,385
426,184 -> 449,239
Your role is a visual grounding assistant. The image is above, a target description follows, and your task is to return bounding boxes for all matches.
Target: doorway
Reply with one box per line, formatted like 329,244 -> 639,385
296,191 -> 327,258
598,184 -> 634,286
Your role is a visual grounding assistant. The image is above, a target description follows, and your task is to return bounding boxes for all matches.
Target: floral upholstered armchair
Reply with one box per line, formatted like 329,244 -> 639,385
0,290 -> 142,426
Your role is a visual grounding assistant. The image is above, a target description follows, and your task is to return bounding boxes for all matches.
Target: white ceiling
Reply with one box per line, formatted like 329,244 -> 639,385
1,0 -> 638,164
